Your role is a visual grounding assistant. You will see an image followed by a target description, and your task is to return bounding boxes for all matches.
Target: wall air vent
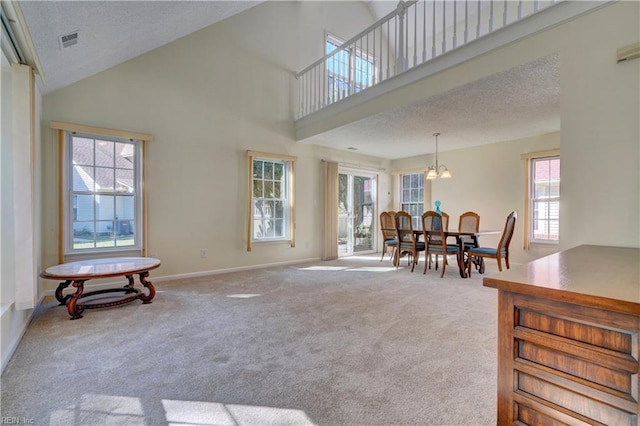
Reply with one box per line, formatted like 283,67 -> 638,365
58,31 -> 79,49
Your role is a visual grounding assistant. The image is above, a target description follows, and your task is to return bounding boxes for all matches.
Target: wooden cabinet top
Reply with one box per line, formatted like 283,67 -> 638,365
483,245 -> 640,315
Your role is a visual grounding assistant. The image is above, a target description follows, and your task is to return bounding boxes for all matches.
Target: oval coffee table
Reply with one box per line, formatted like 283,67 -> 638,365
40,257 -> 161,319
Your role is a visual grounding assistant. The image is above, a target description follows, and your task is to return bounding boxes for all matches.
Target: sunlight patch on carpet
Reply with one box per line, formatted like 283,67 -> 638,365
162,399 -> 316,425
50,394 -> 144,424
297,266 -> 348,271
226,294 -> 261,299
345,267 -> 396,272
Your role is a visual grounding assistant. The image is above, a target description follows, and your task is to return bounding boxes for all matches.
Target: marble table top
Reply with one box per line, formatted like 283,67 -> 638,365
41,257 -> 161,280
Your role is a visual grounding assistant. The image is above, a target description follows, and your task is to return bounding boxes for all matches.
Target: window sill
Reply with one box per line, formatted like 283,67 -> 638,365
529,240 -> 559,246
64,248 -> 143,262
251,239 -> 292,246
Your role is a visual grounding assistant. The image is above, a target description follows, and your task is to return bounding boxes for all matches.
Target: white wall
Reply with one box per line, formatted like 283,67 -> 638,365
40,1 -> 390,288
558,3 -> 640,249
392,132 -> 560,265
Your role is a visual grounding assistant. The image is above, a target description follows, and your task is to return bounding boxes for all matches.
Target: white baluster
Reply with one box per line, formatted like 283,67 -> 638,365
372,27 -> 376,85
305,73 -> 309,115
476,0 -> 481,38
503,0 -> 508,27
442,0 -> 446,53
366,33 -> 370,88
296,74 -> 300,117
489,0 -> 494,32
380,24 -> 384,81
397,1 -> 405,73
453,0 -> 457,49
311,67 -> 315,112
464,0 -> 469,44
319,65 -> 322,108
422,0 -> 427,62
349,44 -> 353,96
518,0 -> 523,19
320,64 -> 323,107
432,0 -> 436,57
405,6 -> 409,70
413,2 -> 418,67
387,21 -> 391,78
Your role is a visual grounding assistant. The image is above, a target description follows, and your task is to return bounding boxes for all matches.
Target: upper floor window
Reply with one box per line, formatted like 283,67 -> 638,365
400,173 -> 424,229
326,33 -> 375,103
247,151 -> 296,251
524,152 -> 560,246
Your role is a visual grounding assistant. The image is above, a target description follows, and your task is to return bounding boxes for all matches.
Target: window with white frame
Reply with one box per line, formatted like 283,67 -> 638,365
248,151 -> 296,250
325,34 -> 375,104
63,131 -> 143,254
529,156 -> 560,243
400,173 -> 424,229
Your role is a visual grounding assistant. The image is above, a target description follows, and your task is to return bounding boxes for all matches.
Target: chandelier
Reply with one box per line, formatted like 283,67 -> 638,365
426,132 -> 452,179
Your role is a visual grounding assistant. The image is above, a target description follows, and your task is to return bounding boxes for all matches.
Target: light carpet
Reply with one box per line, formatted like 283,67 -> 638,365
1,255 -> 500,425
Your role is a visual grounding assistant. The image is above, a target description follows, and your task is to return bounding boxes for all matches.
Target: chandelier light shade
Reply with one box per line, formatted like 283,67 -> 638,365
426,132 -> 452,179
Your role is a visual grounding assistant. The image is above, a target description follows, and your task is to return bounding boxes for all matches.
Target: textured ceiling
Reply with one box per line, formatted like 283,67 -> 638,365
301,54 -> 560,160
19,0 -> 264,94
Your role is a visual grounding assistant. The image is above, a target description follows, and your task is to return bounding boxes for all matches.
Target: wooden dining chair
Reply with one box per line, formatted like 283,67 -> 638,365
422,211 -> 459,277
423,210 -> 449,271
394,211 -> 425,272
379,211 -> 398,262
467,211 -> 517,277
458,211 -> 480,247
458,211 -> 480,270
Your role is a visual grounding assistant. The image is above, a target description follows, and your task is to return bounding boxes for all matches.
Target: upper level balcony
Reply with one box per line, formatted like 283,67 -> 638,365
294,0 -> 610,147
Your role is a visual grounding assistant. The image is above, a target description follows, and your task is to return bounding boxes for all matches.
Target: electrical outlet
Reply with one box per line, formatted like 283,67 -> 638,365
200,249 -> 208,258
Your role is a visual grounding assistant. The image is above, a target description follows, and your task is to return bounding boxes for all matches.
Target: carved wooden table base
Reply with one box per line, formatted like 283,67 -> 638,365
42,257 -> 160,320
54,272 -> 156,319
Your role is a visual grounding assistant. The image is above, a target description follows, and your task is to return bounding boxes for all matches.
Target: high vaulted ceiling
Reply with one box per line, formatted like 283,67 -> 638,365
18,0 -> 560,160
19,0 -> 265,94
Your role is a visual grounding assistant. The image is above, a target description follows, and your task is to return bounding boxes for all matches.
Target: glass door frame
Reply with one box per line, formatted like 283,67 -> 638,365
338,168 -> 377,257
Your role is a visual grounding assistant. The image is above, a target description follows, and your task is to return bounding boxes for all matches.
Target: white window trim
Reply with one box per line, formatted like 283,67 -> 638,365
400,172 -> 426,229
522,149 -> 560,249
51,122 -> 152,262
246,151 -> 296,252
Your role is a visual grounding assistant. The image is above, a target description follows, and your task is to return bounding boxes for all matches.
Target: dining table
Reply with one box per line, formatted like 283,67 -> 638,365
414,229 -> 501,278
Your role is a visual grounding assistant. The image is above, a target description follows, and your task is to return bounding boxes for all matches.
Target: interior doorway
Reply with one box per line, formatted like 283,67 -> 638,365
338,170 -> 376,256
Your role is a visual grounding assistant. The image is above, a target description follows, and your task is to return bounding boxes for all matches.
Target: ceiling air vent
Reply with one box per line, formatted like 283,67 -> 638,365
59,31 -> 79,49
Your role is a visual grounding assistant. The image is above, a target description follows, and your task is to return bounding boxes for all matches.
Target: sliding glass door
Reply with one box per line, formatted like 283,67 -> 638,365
338,171 -> 376,256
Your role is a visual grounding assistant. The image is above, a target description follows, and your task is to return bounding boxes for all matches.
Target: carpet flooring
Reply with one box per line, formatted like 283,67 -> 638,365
1,255 -> 499,425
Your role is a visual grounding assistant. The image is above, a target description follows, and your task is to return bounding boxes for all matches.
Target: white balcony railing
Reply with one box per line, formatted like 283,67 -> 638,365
295,0 -> 560,119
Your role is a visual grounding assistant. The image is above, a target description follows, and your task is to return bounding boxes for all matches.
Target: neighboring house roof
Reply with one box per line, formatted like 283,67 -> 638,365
72,138 -> 135,192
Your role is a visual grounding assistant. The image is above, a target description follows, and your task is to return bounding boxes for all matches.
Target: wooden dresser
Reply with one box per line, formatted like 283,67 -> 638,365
483,245 -> 640,425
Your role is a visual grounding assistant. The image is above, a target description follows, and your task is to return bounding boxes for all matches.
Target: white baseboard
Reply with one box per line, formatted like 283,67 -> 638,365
1,294 -> 45,374
43,257 -> 321,296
